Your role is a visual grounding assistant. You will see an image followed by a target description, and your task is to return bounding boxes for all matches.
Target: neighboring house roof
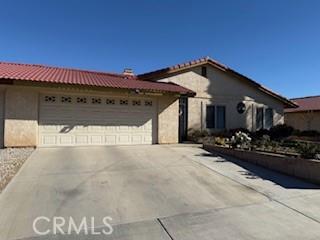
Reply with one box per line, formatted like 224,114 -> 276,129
285,96 -> 320,113
138,56 -> 297,108
0,62 -> 195,96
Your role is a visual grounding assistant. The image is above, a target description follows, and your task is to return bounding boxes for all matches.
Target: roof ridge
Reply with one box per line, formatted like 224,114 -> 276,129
0,61 -> 131,79
138,56 -> 228,77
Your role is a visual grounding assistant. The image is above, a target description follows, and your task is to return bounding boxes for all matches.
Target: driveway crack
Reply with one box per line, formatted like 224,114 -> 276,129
157,218 -> 175,240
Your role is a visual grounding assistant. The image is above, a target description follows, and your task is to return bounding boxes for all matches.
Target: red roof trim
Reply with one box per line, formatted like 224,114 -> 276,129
0,62 -> 195,96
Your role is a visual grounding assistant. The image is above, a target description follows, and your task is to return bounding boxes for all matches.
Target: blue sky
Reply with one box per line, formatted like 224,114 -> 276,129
1,0 -> 319,98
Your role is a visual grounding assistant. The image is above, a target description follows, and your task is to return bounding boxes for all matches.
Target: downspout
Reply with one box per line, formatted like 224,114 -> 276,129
200,101 -> 203,131
252,103 -> 254,131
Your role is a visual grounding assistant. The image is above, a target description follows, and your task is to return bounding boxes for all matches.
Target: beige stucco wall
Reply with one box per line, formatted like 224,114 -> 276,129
157,65 -> 285,132
0,90 -> 5,147
4,87 -> 39,147
157,95 -> 179,143
2,83 -> 179,146
285,112 -> 320,132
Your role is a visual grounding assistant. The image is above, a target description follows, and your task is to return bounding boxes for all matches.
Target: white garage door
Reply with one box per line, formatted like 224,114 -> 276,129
39,93 -> 157,146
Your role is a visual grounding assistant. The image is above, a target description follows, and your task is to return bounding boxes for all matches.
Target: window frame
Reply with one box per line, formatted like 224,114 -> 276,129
206,105 -> 226,129
206,105 -> 215,129
265,108 -> 274,129
201,66 -> 207,77
256,107 -> 264,130
216,105 -> 226,129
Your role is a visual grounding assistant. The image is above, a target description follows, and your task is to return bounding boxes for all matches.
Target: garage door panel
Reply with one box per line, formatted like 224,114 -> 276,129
106,135 -> 117,145
91,135 -> 104,145
60,135 -> 73,145
39,93 -> 156,146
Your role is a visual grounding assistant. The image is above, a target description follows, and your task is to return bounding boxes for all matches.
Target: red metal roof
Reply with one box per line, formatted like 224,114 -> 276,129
0,62 -> 195,95
285,96 -> 320,113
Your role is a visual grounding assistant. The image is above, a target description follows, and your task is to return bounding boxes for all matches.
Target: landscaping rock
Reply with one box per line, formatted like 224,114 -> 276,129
0,148 -> 34,193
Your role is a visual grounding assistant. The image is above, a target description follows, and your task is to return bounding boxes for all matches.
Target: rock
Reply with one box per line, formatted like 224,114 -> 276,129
0,147 -> 34,192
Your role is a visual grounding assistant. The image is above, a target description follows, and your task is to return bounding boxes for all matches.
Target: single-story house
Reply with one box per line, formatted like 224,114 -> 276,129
139,57 -> 297,141
0,57 -> 296,147
285,96 -> 320,132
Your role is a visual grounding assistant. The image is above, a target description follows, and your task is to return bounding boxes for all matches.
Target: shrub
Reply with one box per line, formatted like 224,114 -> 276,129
229,128 -> 251,136
214,137 -> 227,146
299,130 -> 320,137
252,129 -> 271,139
188,129 -> 210,143
269,124 -> 294,140
230,131 -> 252,149
292,129 -> 301,136
296,142 -> 320,159
281,139 -> 299,148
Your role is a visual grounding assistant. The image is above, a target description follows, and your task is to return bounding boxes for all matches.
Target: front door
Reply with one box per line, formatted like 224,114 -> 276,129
179,97 -> 188,142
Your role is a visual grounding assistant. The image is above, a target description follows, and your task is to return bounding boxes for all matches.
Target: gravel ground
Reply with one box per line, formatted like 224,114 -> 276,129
0,148 -> 35,193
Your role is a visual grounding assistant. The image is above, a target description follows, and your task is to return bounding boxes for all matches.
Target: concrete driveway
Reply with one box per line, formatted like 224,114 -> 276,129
1,145 -> 320,240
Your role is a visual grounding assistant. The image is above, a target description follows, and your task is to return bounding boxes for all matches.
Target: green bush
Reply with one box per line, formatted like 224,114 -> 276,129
296,143 -> 320,159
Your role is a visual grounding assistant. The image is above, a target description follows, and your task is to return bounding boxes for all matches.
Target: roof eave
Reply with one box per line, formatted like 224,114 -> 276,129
8,78 -> 194,97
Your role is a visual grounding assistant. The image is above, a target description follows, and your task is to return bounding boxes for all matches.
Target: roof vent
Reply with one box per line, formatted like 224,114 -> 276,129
123,68 -> 134,76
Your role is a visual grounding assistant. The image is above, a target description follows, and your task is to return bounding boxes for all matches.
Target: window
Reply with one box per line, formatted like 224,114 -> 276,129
44,96 -> 56,103
145,100 -> 153,106
206,105 -> 226,129
132,100 -> 141,106
256,107 -> 264,130
106,99 -> 115,105
265,108 -> 274,129
216,106 -> 226,129
91,97 -> 101,104
76,97 -> 87,104
206,106 -> 215,129
120,99 -> 128,105
61,96 -> 72,103
201,66 -> 207,77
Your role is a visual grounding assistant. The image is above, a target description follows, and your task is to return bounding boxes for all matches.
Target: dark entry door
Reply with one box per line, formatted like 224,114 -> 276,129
179,97 -> 188,142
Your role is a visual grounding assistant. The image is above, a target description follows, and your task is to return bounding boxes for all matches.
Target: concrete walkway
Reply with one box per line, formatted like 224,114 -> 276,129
0,145 -> 320,239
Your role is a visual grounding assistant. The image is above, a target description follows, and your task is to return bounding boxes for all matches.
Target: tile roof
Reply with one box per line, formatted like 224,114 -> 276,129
285,96 -> 320,113
0,62 -> 195,95
138,56 -> 297,108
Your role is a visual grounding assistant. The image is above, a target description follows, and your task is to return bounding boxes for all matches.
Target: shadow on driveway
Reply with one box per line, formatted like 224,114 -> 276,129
196,152 -> 320,190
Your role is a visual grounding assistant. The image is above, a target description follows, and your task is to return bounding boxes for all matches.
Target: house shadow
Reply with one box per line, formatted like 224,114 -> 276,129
196,151 -> 320,190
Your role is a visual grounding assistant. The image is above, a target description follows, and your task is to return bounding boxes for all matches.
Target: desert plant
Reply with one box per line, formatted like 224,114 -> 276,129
214,137 -> 227,146
230,131 -> 252,149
